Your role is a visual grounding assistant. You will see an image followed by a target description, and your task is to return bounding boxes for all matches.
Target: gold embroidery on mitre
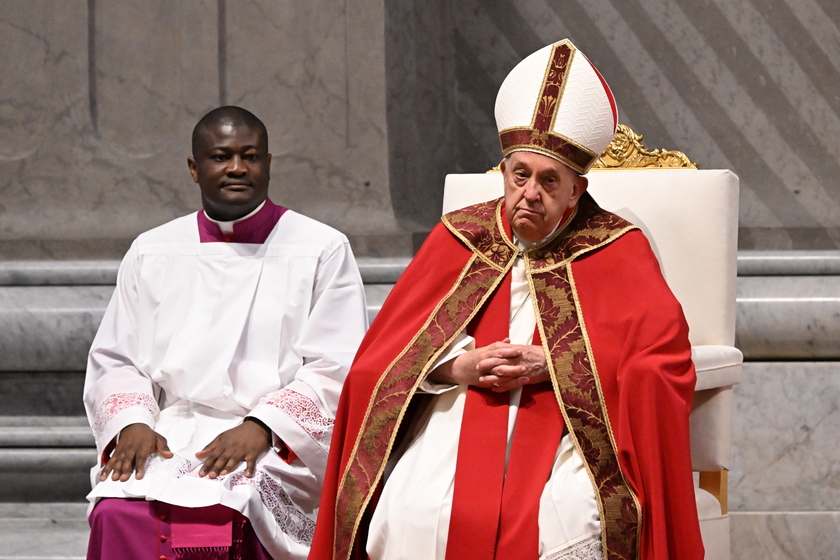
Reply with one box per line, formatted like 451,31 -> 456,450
528,40 -> 575,135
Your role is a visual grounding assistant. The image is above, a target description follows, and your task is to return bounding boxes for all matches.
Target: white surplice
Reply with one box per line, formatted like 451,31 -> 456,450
84,210 -> 368,560
367,251 -> 602,560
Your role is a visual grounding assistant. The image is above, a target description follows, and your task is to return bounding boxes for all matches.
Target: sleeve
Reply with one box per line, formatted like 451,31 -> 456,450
418,331 -> 475,394
247,238 -> 368,479
83,241 -> 160,464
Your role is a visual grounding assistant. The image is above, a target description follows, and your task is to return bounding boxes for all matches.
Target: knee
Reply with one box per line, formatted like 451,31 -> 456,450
89,498 -> 160,531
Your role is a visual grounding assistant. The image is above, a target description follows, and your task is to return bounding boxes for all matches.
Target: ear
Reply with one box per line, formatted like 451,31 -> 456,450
499,158 -> 507,174
569,174 -> 588,207
187,156 -> 199,184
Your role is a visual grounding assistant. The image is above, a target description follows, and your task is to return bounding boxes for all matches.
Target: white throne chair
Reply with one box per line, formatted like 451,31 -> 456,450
441,125 -> 741,560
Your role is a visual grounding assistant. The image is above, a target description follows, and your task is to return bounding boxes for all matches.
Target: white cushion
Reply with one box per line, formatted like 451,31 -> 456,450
692,345 -> 743,391
689,346 -> 741,471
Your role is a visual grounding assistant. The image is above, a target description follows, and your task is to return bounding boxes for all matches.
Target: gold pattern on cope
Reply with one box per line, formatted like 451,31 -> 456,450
533,265 -> 641,560
593,124 -> 698,169
332,197 -> 638,560
334,253 -> 511,560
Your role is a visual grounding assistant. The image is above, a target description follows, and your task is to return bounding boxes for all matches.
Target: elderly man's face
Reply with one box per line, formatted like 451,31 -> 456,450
502,151 -> 588,243
188,123 -> 271,221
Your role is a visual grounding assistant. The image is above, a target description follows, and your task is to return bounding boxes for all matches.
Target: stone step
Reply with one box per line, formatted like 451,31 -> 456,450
0,373 -> 85,417
0,417 -> 93,448
0,257 -> 411,286
0,417 -> 95,502
0,503 -> 89,560
3,254 -> 840,366
0,284 -> 395,372
0,449 -> 94,502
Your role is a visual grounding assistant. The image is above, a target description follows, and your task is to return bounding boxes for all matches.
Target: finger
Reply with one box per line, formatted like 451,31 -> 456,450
491,376 -> 529,393
133,449 -> 151,480
245,454 -> 257,478
475,355 -> 521,371
194,441 -> 216,459
100,459 -> 115,481
219,455 -> 242,477
106,454 -> 131,481
113,457 -> 133,482
479,364 -> 527,379
156,436 -> 174,458
203,451 -> 234,478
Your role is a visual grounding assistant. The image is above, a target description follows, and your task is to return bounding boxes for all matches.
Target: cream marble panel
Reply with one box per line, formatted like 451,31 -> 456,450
0,2 -> 74,161
225,0 -> 397,235
730,362 -> 840,511
0,1 -> 219,257
736,276 -> 840,358
731,512 -> 840,560
94,1 -> 218,155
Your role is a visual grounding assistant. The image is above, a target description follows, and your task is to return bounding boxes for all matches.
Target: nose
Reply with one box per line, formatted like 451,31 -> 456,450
523,178 -> 540,201
227,155 -> 246,176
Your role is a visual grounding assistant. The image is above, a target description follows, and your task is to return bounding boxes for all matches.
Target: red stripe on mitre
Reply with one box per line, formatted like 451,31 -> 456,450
582,52 -> 618,128
531,42 -> 573,134
499,128 -> 596,173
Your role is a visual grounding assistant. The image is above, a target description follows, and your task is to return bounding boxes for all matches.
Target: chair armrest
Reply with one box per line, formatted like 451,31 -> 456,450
690,345 -> 742,472
692,345 -> 742,390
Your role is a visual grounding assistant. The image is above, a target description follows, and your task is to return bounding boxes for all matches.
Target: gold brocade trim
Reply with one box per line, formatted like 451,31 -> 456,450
530,261 -> 641,560
498,126 -> 597,162
334,254 -> 514,560
530,41 -> 575,135
529,224 -> 637,273
441,199 -> 516,269
525,193 -> 636,270
335,196 -> 641,560
592,124 -> 698,169
567,264 -> 643,560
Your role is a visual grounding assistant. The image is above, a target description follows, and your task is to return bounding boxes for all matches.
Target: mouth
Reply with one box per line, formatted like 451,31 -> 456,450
515,207 -> 541,218
221,181 -> 252,190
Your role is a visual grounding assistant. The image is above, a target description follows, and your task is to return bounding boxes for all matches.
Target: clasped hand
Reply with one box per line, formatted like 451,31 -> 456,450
100,419 -> 271,482
429,338 -> 550,392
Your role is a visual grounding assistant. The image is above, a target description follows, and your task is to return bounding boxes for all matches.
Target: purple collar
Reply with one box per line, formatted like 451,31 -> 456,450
197,198 -> 288,244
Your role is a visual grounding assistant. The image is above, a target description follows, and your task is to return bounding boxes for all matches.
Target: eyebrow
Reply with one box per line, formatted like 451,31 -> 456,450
209,145 -> 260,152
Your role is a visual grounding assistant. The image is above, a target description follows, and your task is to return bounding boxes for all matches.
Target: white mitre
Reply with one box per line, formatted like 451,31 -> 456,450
495,39 -> 618,174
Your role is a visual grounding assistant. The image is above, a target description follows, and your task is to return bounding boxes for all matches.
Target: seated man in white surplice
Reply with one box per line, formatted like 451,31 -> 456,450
84,106 -> 368,560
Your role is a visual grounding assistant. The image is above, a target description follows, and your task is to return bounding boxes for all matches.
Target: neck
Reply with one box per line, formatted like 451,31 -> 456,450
514,206 -> 576,250
204,200 -> 266,233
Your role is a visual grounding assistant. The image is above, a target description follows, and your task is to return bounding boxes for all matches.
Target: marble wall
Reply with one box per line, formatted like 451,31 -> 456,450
731,362 -> 840,559
386,0 -> 840,250
3,0 -> 839,258
0,0 -> 405,259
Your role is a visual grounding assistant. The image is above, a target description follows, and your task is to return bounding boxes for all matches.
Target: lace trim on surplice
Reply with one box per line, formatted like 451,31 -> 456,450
544,532 -> 602,560
125,454 -> 315,547
259,388 -> 333,452
229,471 -> 315,546
92,392 -> 159,449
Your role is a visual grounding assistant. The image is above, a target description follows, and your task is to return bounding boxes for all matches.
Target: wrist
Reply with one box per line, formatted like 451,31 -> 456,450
244,416 -> 272,440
